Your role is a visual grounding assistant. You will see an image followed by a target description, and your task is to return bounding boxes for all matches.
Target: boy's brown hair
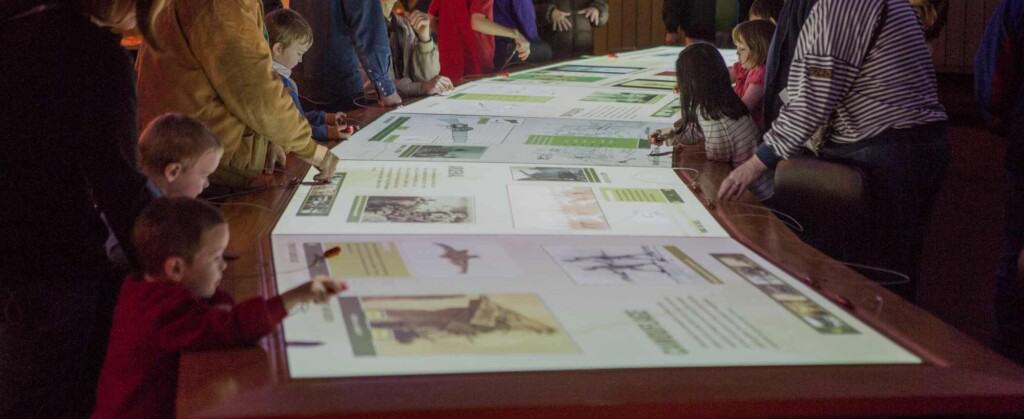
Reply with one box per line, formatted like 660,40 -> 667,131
266,8 -> 314,49
132,197 -> 226,276
138,113 -> 221,173
732,20 -> 776,67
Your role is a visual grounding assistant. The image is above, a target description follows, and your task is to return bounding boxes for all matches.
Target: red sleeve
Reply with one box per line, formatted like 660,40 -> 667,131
747,64 -> 766,86
470,0 -> 493,16
158,296 -> 288,352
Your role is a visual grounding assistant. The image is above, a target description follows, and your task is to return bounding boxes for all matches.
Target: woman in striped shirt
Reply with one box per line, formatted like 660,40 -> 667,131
718,0 -> 950,301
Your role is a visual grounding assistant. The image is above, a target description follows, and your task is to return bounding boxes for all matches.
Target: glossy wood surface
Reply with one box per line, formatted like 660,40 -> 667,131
178,105 -> 1024,418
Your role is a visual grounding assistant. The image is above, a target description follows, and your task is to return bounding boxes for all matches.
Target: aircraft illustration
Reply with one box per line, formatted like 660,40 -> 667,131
563,247 -> 677,283
435,243 -> 480,274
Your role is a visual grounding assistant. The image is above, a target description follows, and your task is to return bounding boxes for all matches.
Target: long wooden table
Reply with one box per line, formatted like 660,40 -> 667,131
178,106 -> 1024,418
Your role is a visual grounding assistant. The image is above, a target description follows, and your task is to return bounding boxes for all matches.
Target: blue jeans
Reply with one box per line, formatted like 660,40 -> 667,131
818,121 -> 951,301
995,170 -> 1024,364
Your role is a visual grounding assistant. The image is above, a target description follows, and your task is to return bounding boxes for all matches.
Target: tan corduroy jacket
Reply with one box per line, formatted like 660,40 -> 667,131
136,0 -> 325,187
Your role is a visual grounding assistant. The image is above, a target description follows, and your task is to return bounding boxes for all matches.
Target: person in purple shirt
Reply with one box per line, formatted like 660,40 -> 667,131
493,0 -> 552,69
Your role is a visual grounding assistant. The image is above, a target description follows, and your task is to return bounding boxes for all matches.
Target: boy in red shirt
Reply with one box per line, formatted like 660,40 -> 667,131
92,198 -> 345,419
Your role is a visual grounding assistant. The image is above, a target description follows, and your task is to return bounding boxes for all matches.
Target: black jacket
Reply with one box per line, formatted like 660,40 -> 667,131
0,2 -> 151,275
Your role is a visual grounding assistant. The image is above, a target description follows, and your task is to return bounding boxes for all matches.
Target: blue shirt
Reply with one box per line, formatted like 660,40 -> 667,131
276,67 -> 331,142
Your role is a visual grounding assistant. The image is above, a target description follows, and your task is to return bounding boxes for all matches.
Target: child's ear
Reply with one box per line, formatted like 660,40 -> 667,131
164,257 -> 187,283
164,162 -> 183,183
271,42 -> 285,57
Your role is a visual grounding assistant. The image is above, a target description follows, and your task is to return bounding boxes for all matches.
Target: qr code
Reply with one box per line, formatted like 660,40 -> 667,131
448,166 -> 464,177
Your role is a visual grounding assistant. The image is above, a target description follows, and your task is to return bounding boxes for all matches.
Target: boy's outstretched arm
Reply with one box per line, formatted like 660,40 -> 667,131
159,276 -> 347,352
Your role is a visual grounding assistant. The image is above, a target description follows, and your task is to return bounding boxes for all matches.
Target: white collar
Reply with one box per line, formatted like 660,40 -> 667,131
272,61 -> 292,79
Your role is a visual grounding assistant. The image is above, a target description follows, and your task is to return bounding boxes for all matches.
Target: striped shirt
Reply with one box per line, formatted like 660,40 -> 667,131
756,0 -> 948,168
669,115 -> 775,202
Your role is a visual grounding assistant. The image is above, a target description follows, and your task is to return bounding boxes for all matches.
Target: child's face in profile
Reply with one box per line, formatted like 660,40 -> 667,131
735,39 -> 754,70
165,148 -> 222,199
272,41 -> 311,70
180,224 -> 230,299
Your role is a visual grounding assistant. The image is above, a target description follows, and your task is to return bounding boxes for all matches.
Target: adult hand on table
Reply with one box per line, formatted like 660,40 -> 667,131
264,143 -> 287,174
718,156 -> 768,201
551,9 -> 573,32
422,75 -> 454,95
578,6 -> 601,26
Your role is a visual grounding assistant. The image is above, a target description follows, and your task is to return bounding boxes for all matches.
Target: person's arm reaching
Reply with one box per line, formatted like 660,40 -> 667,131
755,2 -> 882,170
471,13 -> 531,60
189,0 -> 334,179
723,2 -> 883,201
161,276 -> 346,352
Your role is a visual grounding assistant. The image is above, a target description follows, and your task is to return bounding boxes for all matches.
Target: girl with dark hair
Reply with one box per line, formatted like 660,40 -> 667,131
651,44 -> 774,202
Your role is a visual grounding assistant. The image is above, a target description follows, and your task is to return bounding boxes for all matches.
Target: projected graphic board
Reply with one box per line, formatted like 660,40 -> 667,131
400,83 -> 681,122
272,235 -> 920,379
482,65 -> 643,86
268,46 -> 919,381
334,113 -> 674,167
273,160 -> 725,238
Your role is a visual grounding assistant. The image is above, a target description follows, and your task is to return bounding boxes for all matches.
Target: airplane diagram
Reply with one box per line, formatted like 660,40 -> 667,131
435,243 -> 480,274
551,245 -> 690,285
